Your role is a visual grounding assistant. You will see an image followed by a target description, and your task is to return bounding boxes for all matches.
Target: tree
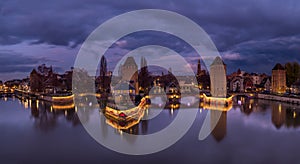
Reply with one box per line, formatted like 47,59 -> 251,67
72,68 -> 95,94
285,62 -> 300,87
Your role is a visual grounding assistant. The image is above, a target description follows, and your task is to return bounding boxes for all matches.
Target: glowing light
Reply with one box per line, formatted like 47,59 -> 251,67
105,98 -> 147,121
202,93 -> 233,101
24,101 -> 28,109
105,108 -> 146,130
77,93 -> 101,97
52,103 -> 75,110
36,100 -> 39,109
203,103 -> 232,111
279,104 -> 282,113
238,100 -> 242,105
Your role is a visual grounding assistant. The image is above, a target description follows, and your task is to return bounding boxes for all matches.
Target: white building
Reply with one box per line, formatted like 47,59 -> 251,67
210,57 -> 227,98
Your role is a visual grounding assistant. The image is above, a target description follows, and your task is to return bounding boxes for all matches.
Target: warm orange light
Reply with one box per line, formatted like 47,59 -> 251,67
52,103 -> 75,110
77,93 -> 101,97
106,112 -> 144,130
203,103 -> 232,111
203,93 -> 233,101
52,95 -> 74,101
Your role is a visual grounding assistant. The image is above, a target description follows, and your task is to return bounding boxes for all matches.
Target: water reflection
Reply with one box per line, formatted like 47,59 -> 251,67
18,97 -> 81,131
199,102 -> 231,142
205,96 -> 300,142
5,95 -> 300,137
234,96 -> 300,129
271,102 -> 300,129
102,111 -> 149,135
2,95 -> 300,163
211,111 -> 227,142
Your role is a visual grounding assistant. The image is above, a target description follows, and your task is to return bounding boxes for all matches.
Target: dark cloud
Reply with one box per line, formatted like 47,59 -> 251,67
0,50 -> 60,73
0,0 -> 109,47
110,31 -> 195,54
0,0 -> 300,78
103,31 -> 202,73
1,0 -> 300,49
222,35 -> 300,74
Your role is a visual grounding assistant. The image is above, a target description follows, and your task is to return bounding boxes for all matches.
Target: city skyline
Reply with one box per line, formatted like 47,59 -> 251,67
0,58 -> 298,83
2,1 -> 300,164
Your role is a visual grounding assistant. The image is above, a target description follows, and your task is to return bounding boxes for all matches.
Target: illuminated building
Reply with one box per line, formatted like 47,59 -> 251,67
112,82 -> 136,109
228,69 -> 270,92
258,77 -> 271,92
272,63 -> 286,93
120,57 -> 139,94
104,98 -> 147,125
204,57 -> 232,106
210,56 -> 227,97
202,97 -> 233,111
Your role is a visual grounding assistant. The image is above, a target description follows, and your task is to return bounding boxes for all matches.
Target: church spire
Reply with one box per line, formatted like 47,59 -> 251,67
197,59 -> 201,76
100,56 -> 107,77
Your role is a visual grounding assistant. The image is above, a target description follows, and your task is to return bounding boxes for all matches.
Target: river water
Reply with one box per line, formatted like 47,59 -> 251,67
1,96 -> 300,164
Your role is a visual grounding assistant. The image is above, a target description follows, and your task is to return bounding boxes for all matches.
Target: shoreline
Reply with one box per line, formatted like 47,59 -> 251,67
12,90 -> 300,106
257,93 -> 300,105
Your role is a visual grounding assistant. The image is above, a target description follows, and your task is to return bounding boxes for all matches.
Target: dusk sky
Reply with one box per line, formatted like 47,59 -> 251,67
1,0 -> 300,81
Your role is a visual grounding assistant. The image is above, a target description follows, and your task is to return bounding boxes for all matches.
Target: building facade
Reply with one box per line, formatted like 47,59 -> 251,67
272,63 -> 286,93
120,57 -> 139,94
30,64 -> 73,93
210,57 -> 227,97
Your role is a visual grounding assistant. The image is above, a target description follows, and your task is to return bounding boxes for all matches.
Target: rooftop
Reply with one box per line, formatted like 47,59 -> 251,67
272,63 -> 285,70
211,56 -> 226,66
123,57 -> 137,67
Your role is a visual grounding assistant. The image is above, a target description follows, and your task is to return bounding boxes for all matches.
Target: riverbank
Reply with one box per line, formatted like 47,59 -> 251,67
14,89 -> 73,103
258,93 -> 300,105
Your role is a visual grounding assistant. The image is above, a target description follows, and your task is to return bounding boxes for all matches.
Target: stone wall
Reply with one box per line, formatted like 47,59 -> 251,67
258,94 -> 300,104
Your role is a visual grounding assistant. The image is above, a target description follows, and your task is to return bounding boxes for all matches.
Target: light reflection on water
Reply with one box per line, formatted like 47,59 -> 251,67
1,95 -> 300,163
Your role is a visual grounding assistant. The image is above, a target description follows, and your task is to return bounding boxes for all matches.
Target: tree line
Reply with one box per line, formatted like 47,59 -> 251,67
285,62 -> 300,87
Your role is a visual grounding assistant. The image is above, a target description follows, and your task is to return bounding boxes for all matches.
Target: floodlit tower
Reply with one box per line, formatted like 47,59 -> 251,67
210,57 -> 227,98
272,63 -> 286,93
